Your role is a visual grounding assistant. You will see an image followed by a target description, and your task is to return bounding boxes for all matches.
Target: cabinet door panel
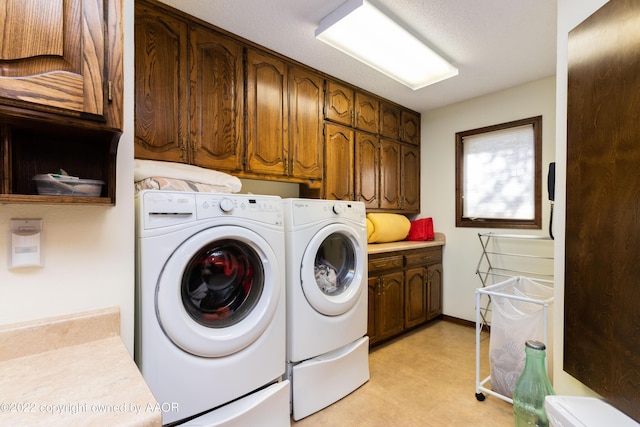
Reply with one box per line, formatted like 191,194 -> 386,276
405,267 -> 427,328
401,110 -> 420,145
135,3 -> 188,163
380,139 -> 401,209
0,0 -> 104,117
380,102 -> 401,140
355,92 -> 378,133
355,132 -> 379,208
378,271 -> 404,341
289,66 -> 323,180
189,26 -> 244,171
401,144 -> 420,212
325,80 -> 353,126
324,123 -> 354,200
246,49 -> 288,176
426,263 -> 443,320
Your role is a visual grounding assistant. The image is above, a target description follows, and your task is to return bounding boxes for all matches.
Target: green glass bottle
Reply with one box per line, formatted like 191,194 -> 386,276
512,340 -> 555,427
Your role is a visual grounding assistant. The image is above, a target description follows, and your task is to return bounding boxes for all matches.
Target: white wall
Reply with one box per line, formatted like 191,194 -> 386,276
551,0 -> 608,396
421,75 -> 557,322
0,0 -> 137,355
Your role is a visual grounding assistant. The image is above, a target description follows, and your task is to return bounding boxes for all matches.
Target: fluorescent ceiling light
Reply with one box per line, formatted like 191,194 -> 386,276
315,0 -> 458,90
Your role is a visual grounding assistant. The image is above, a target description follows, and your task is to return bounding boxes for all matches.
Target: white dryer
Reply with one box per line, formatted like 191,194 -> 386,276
135,190 -> 289,426
283,198 -> 369,421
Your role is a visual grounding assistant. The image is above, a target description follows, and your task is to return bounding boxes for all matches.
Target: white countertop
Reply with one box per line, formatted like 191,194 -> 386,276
367,232 -> 445,254
0,307 -> 161,426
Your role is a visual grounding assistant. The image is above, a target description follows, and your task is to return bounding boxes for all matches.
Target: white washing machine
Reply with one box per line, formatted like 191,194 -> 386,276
283,198 -> 370,421
135,190 -> 289,426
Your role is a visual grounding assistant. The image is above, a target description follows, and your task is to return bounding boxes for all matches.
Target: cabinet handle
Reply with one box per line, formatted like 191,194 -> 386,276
192,143 -> 197,159
180,139 -> 187,161
107,81 -> 113,103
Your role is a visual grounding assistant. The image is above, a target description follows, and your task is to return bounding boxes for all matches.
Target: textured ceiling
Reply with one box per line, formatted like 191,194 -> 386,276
157,0 -> 558,114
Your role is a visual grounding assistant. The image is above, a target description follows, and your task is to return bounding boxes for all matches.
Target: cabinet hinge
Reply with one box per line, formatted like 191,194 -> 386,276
107,81 -> 113,103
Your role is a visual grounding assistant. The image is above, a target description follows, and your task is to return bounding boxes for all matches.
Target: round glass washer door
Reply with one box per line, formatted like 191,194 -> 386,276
156,225 -> 281,358
300,223 -> 365,316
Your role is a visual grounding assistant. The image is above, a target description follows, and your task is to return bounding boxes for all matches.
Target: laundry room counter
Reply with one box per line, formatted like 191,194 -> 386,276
367,232 -> 445,254
0,307 -> 161,426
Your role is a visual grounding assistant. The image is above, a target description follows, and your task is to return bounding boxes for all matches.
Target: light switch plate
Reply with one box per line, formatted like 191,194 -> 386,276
9,219 -> 43,269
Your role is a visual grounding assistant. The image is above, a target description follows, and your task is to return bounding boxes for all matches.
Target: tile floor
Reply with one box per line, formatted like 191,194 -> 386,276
291,320 -> 514,426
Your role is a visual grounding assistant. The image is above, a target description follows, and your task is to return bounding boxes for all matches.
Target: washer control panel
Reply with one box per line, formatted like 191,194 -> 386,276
195,193 -> 283,225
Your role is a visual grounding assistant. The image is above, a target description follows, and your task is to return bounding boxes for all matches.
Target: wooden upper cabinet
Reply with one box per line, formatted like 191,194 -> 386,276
246,48 -> 288,176
288,66 -> 323,180
355,92 -> 379,133
355,132 -> 379,209
135,2 -> 188,163
0,0 -> 122,129
326,80 -> 379,133
401,144 -> 420,212
324,122 -> 354,200
136,2 -> 244,171
380,139 -> 401,210
401,110 -> 420,145
381,102 -> 420,146
325,80 -> 354,127
189,26 -> 244,171
380,102 -> 401,140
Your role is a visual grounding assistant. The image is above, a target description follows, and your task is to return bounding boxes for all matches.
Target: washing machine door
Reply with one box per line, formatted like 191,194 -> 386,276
300,223 -> 365,316
156,225 -> 281,358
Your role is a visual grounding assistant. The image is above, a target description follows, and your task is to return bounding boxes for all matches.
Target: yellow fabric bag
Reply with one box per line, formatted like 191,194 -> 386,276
366,213 -> 411,243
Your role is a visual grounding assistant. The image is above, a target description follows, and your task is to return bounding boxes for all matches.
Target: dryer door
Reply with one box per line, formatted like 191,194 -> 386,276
300,223 -> 365,316
156,225 -> 281,357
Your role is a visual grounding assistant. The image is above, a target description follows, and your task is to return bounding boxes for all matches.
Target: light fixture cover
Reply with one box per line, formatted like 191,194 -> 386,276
316,0 -> 458,90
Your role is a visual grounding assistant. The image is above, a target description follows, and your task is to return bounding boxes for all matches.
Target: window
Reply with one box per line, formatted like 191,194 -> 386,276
455,116 -> 542,229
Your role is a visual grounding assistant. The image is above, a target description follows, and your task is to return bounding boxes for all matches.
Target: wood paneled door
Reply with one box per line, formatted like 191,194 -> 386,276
565,0 -> 640,421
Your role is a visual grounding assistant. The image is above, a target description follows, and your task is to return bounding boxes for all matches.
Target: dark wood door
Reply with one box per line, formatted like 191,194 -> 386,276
288,66 -> 324,180
325,80 -> 354,127
0,0 -> 105,119
566,0 -> 640,421
377,270 -> 405,342
379,139 -> 401,209
245,49 -> 288,176
189,25 -> 244,171
380,102 -> 401,140
426,263 -> 443,320
324,123 -> 354,200
354,92 -> 378,133
355,132 -> 379,209
401,144 -> 420,212
405,267 -> 427,328
400,110 -> 420,145
134,2 -> 188,163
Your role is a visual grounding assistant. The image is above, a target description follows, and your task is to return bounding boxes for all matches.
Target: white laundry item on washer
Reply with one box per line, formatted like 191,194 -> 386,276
134,159 -> 242,192
314,262 -> 338,293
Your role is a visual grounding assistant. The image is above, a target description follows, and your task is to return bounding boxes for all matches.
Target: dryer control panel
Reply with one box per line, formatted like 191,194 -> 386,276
284,198 -> 365,228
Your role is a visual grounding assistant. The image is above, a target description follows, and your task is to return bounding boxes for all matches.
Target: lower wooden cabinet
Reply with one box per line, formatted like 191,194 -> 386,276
368,245 -> 443,346
368,269 -> 404,344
